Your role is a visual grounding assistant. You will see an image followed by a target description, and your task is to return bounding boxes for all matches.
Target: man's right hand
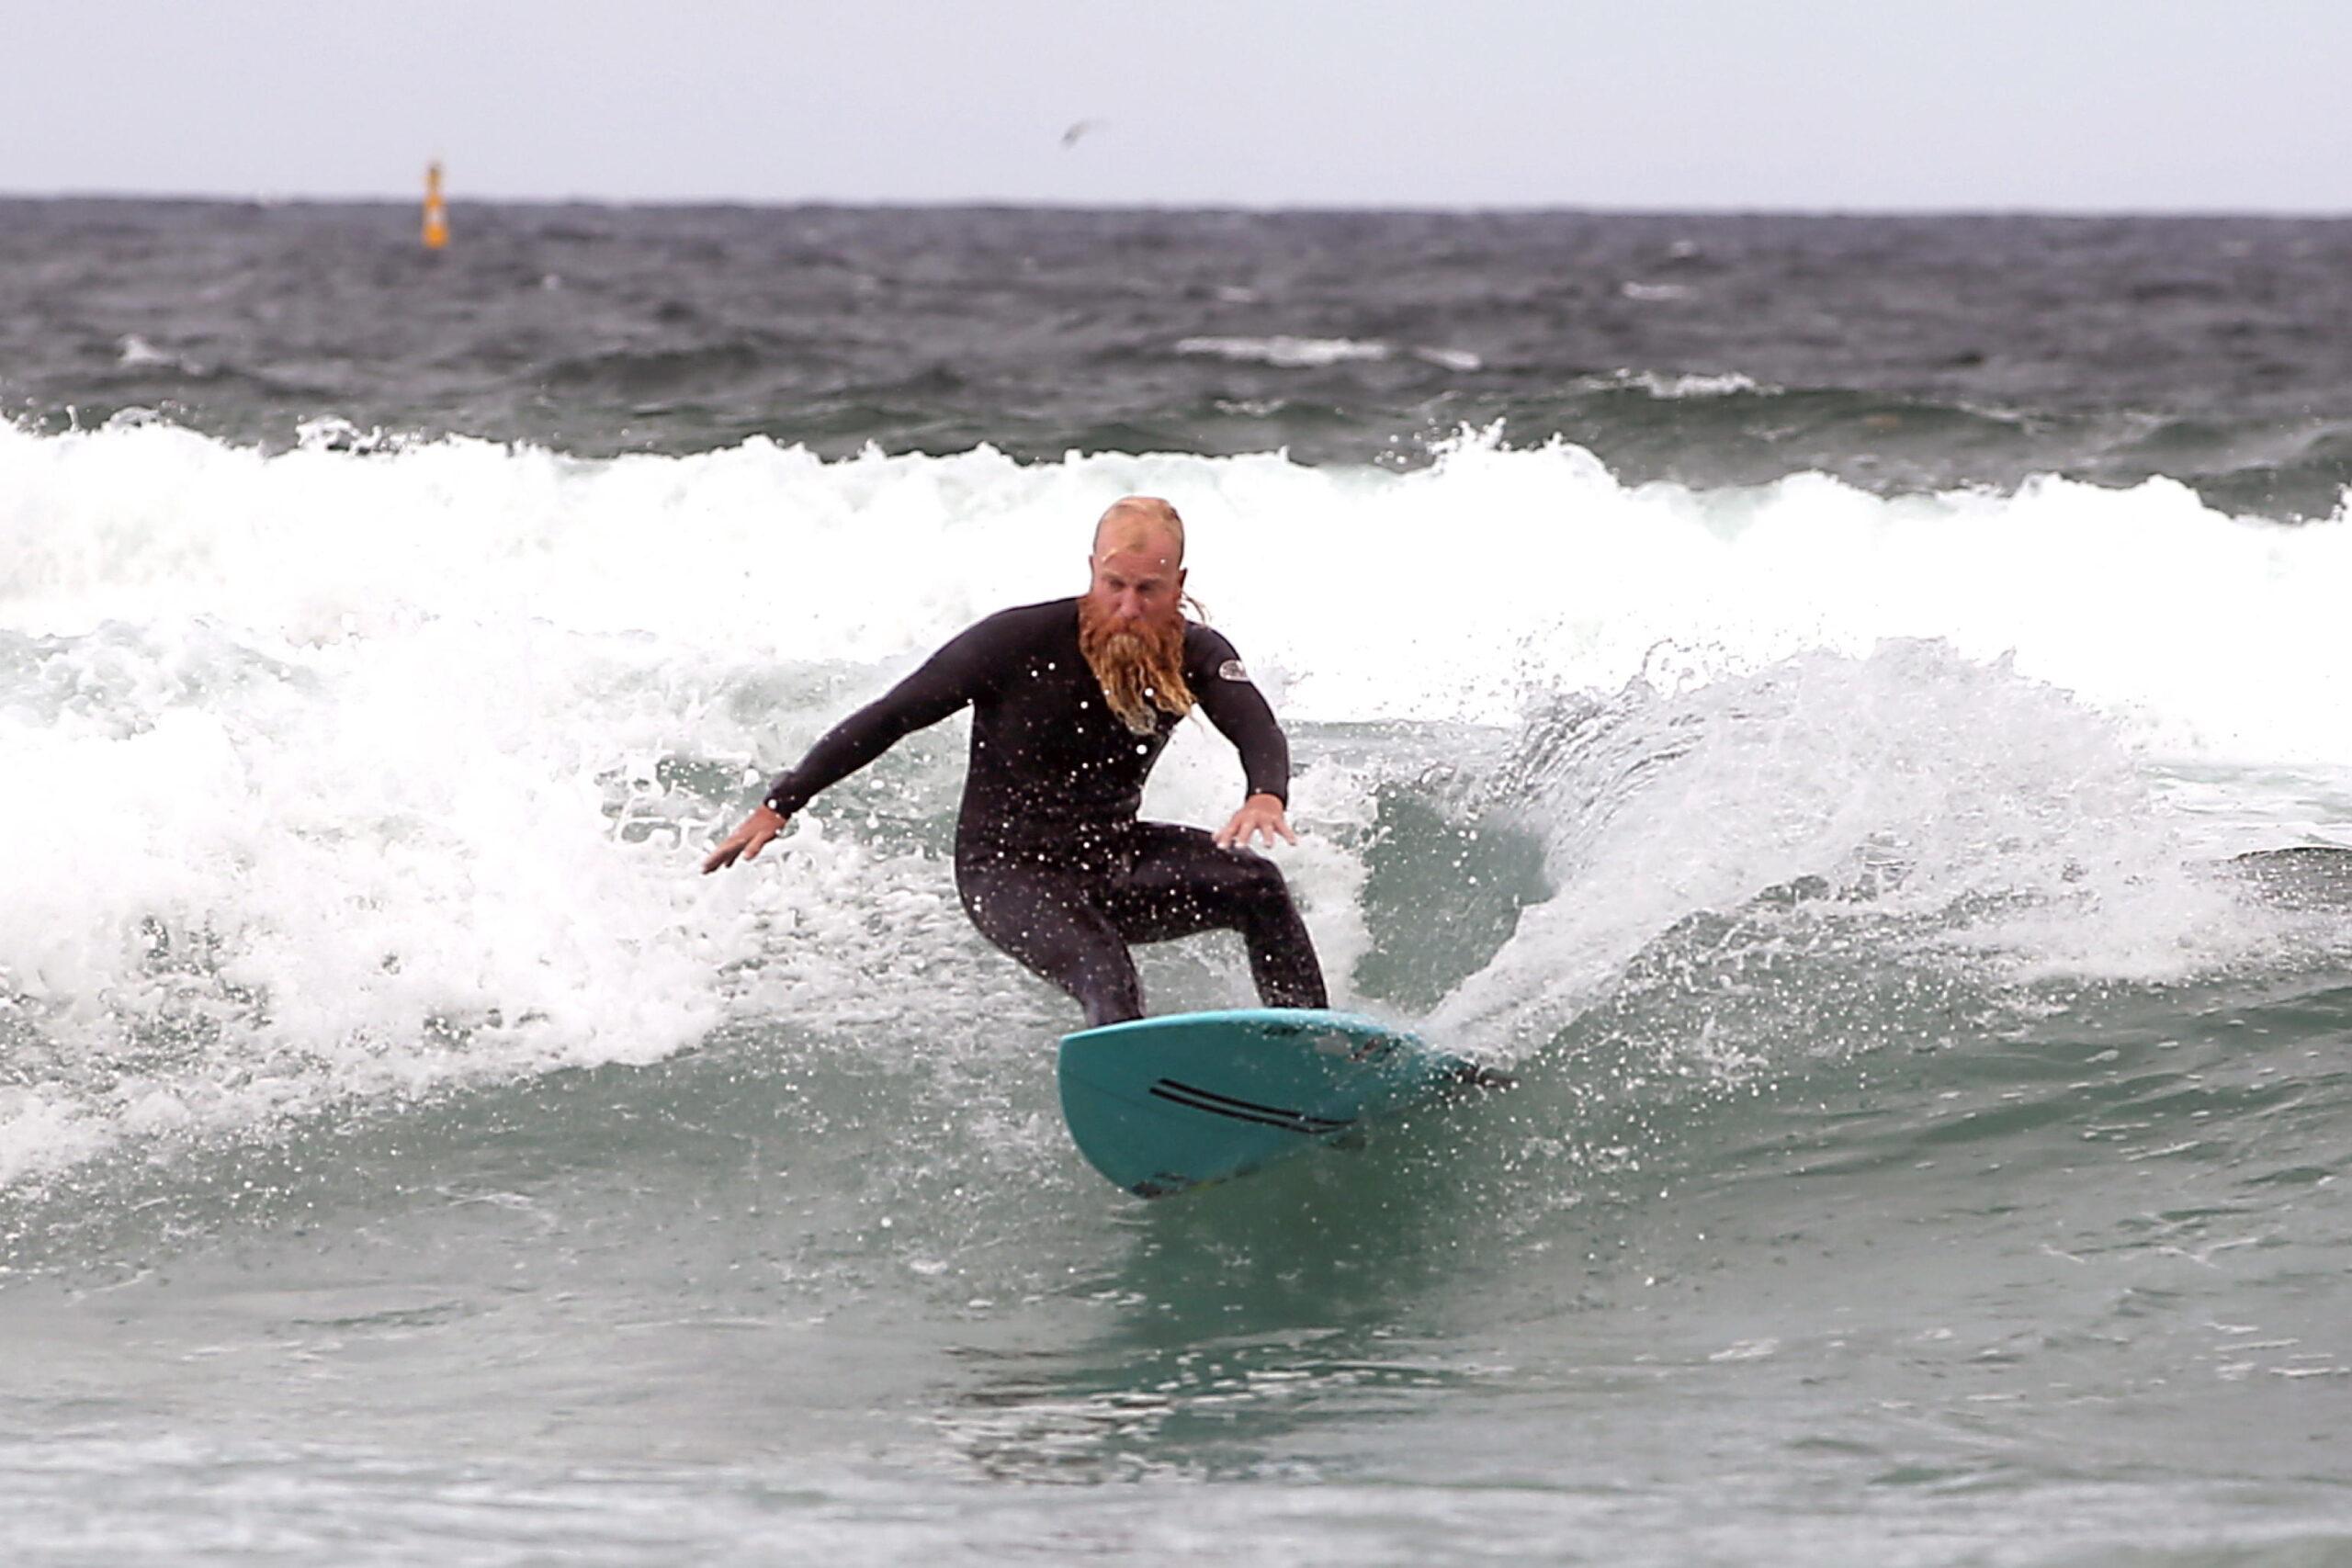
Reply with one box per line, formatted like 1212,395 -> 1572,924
702,805 -> 788,874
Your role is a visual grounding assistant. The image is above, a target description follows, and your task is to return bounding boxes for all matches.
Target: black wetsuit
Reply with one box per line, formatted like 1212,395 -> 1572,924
760,598 -> 1328,1027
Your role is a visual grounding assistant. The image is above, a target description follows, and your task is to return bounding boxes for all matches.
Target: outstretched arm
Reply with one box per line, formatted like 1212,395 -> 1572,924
702,616 -> 1001,874
1192,632 -> 1298,852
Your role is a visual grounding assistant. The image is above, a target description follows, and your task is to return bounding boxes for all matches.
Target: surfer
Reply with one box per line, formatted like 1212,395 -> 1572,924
702,496 -> 1329,1029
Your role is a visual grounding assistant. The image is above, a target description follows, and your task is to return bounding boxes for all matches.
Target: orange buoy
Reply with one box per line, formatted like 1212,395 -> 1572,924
422,161 -> 449,251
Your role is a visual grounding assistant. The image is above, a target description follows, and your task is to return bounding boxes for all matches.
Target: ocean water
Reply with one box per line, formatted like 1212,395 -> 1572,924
2,201 -> 2350,1564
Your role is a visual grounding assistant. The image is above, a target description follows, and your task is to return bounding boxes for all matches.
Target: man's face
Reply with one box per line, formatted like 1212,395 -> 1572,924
1085,542 -> 1185,633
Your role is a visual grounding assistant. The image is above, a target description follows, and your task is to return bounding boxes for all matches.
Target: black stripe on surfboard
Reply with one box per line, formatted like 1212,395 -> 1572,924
1147,1085 -> 1339,1134
1148,1078 -> 1353,1134
1157,1078 -> 1351,1128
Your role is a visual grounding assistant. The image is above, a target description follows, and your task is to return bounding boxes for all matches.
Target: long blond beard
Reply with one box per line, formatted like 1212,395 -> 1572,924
1078,601 -> 1193,737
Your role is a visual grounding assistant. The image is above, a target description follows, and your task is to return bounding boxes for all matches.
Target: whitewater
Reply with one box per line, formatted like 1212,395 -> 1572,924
7,418 -> 2346,1181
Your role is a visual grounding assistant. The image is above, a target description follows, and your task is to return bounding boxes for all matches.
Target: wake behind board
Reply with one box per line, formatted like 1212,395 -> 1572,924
1057,1008 -> 1487,1198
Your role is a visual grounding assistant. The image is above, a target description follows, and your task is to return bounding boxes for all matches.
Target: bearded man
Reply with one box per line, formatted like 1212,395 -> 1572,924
702,496 -> 1329,1029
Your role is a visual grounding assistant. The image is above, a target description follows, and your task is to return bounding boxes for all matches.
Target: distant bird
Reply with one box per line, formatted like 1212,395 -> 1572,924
1060,118 -> 1105,150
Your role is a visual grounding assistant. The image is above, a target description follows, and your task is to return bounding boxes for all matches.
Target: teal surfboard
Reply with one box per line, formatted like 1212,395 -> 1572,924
1057,1008 -> 1481,1198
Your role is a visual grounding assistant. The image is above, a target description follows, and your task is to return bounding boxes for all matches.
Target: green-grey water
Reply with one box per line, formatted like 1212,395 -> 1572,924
4,202 -> 2351,1563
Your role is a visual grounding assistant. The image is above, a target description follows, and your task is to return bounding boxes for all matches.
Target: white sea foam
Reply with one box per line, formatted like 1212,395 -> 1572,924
1174,335 -> 1482,372
1175,335 -> 1391,367
115,334 -> 175,368
3,420 -> 2348,1177
1598,368 -> 1762,399
1410,346 -> 1485,373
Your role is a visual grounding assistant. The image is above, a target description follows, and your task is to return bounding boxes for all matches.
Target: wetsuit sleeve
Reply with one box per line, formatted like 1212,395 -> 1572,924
1189,627 -> 1291,806
759,615 -> 1008,817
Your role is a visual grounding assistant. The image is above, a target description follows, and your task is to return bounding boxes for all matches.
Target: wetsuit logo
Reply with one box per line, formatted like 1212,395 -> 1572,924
1218,659 -> 1250,682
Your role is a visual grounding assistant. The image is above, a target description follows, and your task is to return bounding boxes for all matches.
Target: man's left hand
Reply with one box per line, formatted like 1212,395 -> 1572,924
1216,793 -> 1297,851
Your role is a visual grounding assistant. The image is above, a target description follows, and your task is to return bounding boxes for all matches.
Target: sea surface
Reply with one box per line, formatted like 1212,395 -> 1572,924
2,199 -> 2349,1565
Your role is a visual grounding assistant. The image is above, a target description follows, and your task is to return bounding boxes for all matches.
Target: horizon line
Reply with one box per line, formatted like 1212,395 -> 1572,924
3,188 -> 2349,222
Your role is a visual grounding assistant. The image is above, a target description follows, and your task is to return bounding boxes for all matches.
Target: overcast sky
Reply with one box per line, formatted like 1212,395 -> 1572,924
7,1 -> 2346,211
